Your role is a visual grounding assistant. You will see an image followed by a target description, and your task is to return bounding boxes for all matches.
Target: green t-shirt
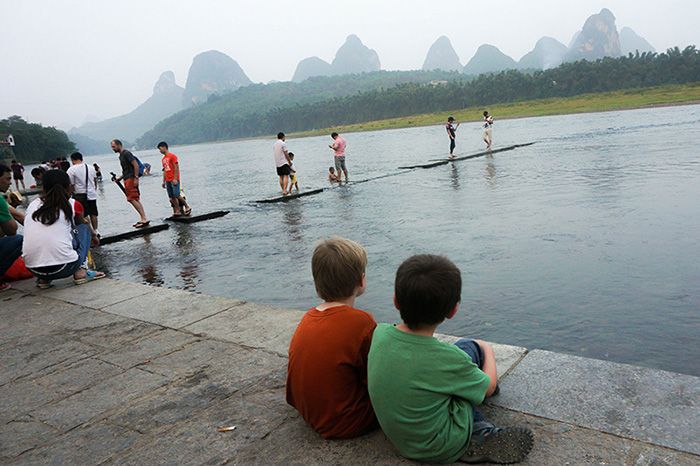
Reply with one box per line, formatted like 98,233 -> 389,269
368,324 -> 490,463
0,196 -> 11,223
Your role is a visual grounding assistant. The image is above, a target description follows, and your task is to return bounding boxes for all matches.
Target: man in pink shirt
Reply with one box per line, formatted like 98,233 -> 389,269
329,132 -> 348,182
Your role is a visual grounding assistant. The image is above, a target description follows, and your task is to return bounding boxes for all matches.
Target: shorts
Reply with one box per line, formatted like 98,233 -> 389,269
290,173 -> 297,184
165,181 -> 181,198
454,338 -> 485,368
276,164 -> 291,176
334,156 -> 346,172
84,199 -> 98,217
72,193 -> 97,216
124,177 -> 140,202
13,174 -> 24,180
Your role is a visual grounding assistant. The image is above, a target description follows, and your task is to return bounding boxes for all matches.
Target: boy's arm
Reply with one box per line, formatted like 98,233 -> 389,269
173,161 -> 180,183
442,345 -> 492,405
475,339 -> 498,396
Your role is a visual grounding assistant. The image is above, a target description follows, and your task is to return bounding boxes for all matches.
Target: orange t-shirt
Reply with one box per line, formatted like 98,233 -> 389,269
286,305 -> 378,439
161,152 -> 178,182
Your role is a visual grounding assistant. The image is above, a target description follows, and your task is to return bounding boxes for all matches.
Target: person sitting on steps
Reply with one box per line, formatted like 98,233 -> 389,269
22,169 -> 105,288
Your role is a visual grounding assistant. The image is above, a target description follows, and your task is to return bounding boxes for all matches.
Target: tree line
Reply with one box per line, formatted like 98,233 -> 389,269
0,116 -> 76,163
137,46 -> 700,147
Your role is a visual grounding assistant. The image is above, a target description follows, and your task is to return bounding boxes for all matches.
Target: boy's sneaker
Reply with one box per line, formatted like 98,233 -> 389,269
461,423 -> 534,464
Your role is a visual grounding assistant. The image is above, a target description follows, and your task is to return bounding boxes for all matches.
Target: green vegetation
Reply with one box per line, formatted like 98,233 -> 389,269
137,46 -> 700,148
293,83 -> 700,136
0,116 -> 76,163
136,70 -> 466,147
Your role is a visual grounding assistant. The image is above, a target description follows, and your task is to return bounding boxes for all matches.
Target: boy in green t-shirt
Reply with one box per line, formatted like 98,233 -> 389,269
368,254 -> 533,464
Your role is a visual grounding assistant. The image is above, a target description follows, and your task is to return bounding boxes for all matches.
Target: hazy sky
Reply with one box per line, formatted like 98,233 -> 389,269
3,0 -> 698,129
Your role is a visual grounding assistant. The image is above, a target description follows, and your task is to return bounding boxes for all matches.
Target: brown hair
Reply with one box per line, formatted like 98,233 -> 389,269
312,237 -> 367,301
395,254 -> 462,330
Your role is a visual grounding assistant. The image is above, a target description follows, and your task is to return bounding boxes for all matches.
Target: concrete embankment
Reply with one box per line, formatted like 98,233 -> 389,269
1,278 -> 698,464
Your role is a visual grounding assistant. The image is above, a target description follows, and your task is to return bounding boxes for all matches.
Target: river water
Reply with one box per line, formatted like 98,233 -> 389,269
57,104 -> 700,376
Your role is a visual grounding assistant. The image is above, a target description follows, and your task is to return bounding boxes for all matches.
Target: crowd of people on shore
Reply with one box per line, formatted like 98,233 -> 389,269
0,138 -> 194,291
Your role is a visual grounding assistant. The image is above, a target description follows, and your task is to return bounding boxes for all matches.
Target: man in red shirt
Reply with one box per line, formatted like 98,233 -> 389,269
158,141 -> 192,217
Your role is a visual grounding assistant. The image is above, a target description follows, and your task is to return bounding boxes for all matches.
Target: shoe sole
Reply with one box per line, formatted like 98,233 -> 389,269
461,427 -> 534,464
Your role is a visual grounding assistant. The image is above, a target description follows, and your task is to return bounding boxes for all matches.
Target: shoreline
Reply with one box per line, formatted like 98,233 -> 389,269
14,83 -> 700,160
2,277 -> 699,463
156,83 -> 700,150
290,83 -> 700,138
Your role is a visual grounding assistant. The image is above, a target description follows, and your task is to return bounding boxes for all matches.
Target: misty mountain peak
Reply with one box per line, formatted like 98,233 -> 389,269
183,50 -> 252,107
422,36 -> 462,72
153,71 -> 180,95
292,56 -> 333,83
463,44 -> 517,75
620,27 -> 656,55
519,36 -> 567,70
332,35 -> 381,75
566,8 -> 621,62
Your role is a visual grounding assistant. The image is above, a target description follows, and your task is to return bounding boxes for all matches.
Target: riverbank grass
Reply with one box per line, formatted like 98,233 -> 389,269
292,83 -> 700,137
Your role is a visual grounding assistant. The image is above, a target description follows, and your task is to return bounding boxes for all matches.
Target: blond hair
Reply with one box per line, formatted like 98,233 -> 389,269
312,237 -> 367,301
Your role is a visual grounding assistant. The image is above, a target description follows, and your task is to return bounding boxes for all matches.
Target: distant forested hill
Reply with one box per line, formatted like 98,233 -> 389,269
0,116 -> 76,163
137,46 -> 700,147
136,70 -> 461,147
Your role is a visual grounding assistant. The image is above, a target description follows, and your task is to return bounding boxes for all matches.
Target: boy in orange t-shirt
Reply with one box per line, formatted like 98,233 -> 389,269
286,237 -> 378,439
157,141 -> 192,217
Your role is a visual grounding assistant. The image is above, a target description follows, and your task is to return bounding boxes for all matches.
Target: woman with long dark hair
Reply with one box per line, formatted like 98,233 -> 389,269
22,169 -> 104,288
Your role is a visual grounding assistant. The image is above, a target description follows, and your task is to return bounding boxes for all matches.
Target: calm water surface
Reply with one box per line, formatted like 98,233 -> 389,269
80,105 -> 699,376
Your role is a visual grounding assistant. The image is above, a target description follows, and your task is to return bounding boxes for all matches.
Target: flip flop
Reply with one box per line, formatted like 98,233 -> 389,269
74,270 -> 106,285
133,221 -> 150,228
36,279 -> 52,289
183,207 -> 192,216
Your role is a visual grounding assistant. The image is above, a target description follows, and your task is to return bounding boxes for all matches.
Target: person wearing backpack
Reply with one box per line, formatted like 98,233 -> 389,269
67,152 -> 99,237
110,139 -> 149,228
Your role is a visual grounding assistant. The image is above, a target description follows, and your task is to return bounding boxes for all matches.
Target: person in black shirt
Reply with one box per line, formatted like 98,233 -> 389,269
445,116 -> 460,158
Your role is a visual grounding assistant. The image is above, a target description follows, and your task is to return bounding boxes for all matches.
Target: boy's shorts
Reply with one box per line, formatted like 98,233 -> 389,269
454,338 -> 485,369
334,156 -> 346,172
165,181 -> 180,198
124,178 -> 140,201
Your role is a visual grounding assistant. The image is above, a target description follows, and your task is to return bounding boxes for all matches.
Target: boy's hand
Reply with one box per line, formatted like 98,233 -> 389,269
162,182 -> 166,189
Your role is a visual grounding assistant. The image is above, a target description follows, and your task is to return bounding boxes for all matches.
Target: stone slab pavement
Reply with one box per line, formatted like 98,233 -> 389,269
1,278 -> 699,465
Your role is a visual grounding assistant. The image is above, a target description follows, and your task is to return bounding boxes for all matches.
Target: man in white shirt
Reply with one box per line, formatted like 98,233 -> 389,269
273,132 -> 292,195
67,152 -> 99,235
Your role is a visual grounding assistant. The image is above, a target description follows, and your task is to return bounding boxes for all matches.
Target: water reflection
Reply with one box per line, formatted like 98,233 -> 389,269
173,224 -> 199,291
281,201 -> 303,242
484,157 -> 497,187
137,236 -> 164,286
449,162 -> 460,190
